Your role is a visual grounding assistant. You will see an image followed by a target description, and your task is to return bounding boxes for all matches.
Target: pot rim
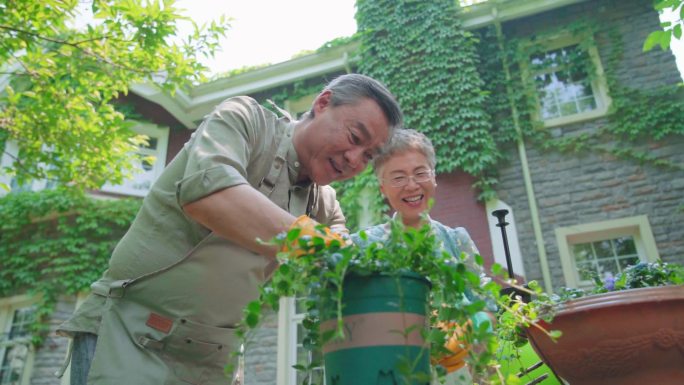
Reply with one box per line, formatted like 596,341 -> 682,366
556,284 -> 684,315
345,270 -> 432,287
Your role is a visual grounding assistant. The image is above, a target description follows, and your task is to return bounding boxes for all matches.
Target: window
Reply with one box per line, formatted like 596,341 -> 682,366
0,297 -> 36,385
0,141 -> 18,195
571,236 -> 639,284
277,297 -> 324,385
525,36 -> 611,127
555,216 -> 660,288
0,141 -> 56,194
100,123 -> 169,197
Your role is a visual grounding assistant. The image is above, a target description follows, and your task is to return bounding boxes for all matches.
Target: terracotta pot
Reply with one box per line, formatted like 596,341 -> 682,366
526,285 -> 684,385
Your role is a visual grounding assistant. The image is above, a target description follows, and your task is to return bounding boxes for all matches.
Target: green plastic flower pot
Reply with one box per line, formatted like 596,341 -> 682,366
320,272 -> 431,385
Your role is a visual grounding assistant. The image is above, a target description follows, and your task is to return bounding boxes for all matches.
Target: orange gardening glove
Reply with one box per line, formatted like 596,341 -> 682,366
435,321 -> 471,373
281,215 -> 347,257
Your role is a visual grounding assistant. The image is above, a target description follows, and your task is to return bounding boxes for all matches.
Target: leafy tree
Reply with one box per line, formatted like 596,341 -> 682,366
0,0 -> 228,190
644,0 -> 684,51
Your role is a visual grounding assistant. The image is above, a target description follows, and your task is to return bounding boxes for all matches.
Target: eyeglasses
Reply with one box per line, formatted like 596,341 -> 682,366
383,170 -> 434,187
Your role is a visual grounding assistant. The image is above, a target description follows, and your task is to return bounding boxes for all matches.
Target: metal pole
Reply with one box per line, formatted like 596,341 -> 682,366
492,209 -> 514,279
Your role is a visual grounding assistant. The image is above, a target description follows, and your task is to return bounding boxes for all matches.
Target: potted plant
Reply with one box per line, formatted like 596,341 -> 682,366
235,218 -> 535,385
524,261 -> 684,385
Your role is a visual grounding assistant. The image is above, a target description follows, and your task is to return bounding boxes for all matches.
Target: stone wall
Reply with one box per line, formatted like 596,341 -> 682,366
26,298 -> 75,385
495,0 -> 684,289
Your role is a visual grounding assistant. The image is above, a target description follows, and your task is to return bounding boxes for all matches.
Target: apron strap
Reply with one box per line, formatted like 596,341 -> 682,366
54,335 -> 75,378
258,121 -> 293,197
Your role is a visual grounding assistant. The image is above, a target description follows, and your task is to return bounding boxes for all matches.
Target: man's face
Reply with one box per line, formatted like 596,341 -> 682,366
298,91 -> 390,185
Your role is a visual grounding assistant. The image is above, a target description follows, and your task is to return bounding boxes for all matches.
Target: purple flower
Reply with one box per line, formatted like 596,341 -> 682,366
603,273 -> 616,291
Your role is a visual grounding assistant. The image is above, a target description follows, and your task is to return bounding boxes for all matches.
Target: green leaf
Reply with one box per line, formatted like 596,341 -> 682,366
643,30 -> 666,51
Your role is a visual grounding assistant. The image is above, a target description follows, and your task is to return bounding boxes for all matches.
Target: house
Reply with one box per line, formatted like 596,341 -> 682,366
1,0 -> 682,384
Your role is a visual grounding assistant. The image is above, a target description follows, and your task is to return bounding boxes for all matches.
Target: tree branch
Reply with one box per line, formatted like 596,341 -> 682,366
0,24 -> 155,76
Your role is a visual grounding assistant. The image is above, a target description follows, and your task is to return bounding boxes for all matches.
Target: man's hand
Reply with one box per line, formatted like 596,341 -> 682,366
281,215 -> 347,257
436,321 -> 471,373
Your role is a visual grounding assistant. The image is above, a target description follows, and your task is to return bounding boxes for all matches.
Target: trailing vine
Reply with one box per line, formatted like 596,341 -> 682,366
356,0 -> 500,204
476,17 -> 684,173
0,188 -> 140,344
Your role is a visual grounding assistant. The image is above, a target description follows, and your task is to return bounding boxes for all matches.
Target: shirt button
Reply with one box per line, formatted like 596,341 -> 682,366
294,161 -> 300,168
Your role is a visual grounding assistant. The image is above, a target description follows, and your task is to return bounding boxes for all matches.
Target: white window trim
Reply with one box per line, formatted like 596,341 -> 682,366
521,33 -> 612,128
0,140 -> 18,195
555,215 -> 660,288
0,141 -> 56,194
0,295 -> 37,385
100,122 -> 169,197
276,297 -> 296,385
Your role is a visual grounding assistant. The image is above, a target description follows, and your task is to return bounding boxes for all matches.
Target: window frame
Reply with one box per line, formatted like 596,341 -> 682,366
277,296 -> 326,385
521,33 -> 612,128
0,295 -> 37,385
555,215 -> 660,288
100,122 -> 169,197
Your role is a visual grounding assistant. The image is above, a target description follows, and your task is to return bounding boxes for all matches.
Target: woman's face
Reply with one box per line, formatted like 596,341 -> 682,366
379,149 -> 436,227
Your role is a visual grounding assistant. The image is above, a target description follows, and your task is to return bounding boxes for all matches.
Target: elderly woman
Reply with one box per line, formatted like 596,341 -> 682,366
352,128 -> 491,384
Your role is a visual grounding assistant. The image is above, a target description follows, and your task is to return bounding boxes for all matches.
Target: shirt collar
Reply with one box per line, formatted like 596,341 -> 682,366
285,120 -> 311,188
391,212 -> 433,225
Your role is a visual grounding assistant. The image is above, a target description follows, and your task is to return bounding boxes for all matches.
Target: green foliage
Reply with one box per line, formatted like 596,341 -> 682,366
553,260 -> 684,301
0,0 -> 229,189
356,0 -> 500,201
330,167 -> 387,230
0,187 -> 140,344
644,0 -> 684,51
476,17 -> 684,173
236,218 -> 545,384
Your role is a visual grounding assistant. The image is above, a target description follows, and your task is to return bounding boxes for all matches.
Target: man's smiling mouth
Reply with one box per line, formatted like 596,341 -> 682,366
329,158 -> 343,174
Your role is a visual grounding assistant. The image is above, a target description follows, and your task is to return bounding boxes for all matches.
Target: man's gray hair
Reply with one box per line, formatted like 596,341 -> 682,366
372,128 -> 436,178
309,74 -> 403,133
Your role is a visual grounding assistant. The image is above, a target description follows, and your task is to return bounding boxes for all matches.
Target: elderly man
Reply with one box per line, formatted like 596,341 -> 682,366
58,74 -> 403,385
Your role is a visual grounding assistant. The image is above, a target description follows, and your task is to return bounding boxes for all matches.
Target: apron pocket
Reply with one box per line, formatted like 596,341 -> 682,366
161,317 -> 238,384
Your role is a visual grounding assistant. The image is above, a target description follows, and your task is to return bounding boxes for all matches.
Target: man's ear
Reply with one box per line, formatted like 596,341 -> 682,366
313,90 -> 332,114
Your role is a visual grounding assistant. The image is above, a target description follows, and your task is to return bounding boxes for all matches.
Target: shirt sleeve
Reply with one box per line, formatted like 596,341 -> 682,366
447,226 -> 498,317
176,97 -> 259,206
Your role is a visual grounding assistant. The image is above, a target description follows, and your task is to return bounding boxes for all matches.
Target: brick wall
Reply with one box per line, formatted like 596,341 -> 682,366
244,312 -> 278,385
432,171 -> 494,265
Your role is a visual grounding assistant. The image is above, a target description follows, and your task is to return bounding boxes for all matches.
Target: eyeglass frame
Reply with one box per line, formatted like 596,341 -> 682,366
381,169 -> 435,187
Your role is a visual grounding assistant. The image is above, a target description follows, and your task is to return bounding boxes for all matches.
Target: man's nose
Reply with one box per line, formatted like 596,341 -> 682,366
344,147 -> 366,171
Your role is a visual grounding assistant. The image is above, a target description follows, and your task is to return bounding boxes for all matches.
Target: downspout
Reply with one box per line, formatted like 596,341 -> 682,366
492,7 -> 553,293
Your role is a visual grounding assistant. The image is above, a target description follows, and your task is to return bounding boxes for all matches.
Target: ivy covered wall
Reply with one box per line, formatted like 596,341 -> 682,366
479,0 -> 684,288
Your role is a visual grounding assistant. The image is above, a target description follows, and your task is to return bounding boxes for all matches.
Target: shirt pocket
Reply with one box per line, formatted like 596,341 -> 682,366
159,317 -> 238,384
